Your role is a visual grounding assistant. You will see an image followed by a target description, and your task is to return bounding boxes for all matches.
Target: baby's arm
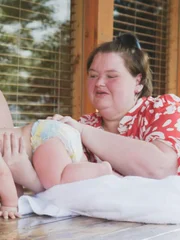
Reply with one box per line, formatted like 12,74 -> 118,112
0,154 -> 20,219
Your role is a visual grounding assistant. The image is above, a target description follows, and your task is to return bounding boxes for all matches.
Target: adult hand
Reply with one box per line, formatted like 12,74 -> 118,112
2,133 -> 31,185
0,206 -> 21,220
2,133 -> 44,193
47,114 -> 84,133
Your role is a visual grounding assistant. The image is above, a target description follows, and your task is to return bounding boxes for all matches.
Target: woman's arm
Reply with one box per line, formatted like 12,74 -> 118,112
80,124 -> 177,179
50,115 -> 177,179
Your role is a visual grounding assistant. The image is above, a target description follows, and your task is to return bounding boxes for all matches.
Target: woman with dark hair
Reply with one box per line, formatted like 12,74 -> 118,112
51,32 -> 180,179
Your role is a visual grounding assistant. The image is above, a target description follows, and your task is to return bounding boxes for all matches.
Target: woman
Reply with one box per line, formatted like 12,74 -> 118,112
50,32 -> 180,178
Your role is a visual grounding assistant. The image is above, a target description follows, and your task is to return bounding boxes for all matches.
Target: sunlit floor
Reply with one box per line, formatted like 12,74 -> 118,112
1,214 -> 180,240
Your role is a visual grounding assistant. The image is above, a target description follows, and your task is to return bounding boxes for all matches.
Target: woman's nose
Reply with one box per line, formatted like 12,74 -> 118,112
95,76 -> 106,86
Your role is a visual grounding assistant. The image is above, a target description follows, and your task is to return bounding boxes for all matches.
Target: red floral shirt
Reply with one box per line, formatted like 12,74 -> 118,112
79,94 -> 180,174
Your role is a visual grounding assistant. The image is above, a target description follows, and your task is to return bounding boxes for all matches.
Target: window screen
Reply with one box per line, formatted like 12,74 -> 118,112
0,0 -> 73,126
113,0 -> 169,96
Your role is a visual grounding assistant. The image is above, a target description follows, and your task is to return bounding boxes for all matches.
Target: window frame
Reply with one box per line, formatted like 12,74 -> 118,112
72,0 -> 180,117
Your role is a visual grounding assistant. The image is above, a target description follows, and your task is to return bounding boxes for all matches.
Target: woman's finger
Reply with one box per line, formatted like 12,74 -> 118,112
3,133 -> 11,156
11,133 -> 18,155
0,140 -> 3,155
52,114 -> 63,120
60,116 -> 71,123
19,137 -> 25,154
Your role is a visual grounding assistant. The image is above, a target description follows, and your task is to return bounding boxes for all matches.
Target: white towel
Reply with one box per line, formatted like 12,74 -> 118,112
18,175 -> 180,224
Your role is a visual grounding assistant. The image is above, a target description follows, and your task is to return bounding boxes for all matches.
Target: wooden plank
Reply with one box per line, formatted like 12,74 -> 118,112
1,215 -> 180,240
82,0 -> 114,115
82,0 -> 98,115
71,0 -> 84,120
97,0 -> 114,44
167,0 -> 179,94
92,224 -> 180,240
0,216 -> 140,240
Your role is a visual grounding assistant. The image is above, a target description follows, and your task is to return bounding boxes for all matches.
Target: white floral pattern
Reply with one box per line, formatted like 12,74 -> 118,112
79,94 -> 180,174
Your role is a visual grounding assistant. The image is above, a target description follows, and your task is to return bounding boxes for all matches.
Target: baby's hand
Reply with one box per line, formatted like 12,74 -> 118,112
0,206 -> 21,220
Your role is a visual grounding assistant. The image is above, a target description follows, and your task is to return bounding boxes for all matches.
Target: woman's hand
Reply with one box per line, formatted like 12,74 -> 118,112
47,114 -> 84,134
0,206 -> 21,220
1,133 -> 44,193
2,133 -> 31,185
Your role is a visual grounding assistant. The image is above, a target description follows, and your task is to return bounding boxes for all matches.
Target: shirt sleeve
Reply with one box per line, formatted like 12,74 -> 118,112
142,95 -> 180,168
78,113 -> 100,163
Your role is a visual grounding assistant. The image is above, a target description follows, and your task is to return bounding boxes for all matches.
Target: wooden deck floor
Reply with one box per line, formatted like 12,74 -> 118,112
1,215 -> 180,240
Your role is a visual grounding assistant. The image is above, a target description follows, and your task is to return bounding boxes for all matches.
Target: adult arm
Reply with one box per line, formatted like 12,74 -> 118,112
50,115 -> 177,179
0,91 -> 13,128
80,125 -> 177,179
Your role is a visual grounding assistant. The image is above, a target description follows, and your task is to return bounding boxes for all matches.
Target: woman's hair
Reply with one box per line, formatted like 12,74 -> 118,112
87,32 -> 153,98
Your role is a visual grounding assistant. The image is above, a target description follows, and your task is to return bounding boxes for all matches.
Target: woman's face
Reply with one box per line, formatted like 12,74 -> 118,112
87,52 -> 141,118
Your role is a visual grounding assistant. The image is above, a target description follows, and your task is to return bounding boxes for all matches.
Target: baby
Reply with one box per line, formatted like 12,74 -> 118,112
0,119 -> 112,219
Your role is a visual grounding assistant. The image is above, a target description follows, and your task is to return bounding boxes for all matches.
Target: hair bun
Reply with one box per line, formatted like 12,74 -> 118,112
115,32 -> 141,50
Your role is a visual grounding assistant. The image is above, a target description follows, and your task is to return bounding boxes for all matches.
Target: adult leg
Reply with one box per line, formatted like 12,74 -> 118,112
32,138 -> 112,189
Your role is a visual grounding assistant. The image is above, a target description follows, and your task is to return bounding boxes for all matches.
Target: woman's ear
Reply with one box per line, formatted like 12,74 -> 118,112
135,74 -> 143,94
135,84 -> 143,94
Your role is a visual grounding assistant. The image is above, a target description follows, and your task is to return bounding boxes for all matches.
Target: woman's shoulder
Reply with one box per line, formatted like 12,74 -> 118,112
135,94 -> 180,122
143,94 -> 180,109
79,112 -> 102,127
148,93 -> 179,103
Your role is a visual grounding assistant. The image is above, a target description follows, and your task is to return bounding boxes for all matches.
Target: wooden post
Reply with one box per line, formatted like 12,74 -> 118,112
167,0 -> 179,95
82,0 -> 114,115
72,0 -> 114,118
71,0 -> 84,119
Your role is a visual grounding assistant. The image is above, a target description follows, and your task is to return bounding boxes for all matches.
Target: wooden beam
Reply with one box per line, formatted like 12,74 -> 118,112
71,0 -> 84,119
82,0 -> 114,115
167,0 -> 179,95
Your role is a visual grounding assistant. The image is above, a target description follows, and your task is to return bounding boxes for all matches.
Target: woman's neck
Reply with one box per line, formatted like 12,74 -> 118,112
102,118 -> 120,134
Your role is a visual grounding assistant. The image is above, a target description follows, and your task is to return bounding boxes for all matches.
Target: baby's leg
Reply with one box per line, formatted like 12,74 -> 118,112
60,161 -> 112,184
80,153 -> 88,162
32,137 -> 72,189
32,138 -> 112,189
0,155 -> 19,219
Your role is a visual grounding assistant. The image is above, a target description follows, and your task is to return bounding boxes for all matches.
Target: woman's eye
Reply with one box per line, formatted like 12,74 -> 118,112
107,75 -> 117,78
89,75 -> 97,78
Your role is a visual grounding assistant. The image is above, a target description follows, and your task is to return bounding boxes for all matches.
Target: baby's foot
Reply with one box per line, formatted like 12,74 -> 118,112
101,161 -> 113,175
